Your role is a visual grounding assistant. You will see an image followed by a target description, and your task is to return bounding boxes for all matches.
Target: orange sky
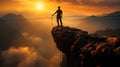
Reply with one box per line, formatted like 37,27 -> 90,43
0,0 -> 120,17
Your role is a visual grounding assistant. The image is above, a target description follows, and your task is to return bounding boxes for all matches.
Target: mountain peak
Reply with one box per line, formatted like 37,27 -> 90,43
1,13 -> 26,20
112,11 -> 120,14
0,13 -> 29,31
107,11 -> 120,17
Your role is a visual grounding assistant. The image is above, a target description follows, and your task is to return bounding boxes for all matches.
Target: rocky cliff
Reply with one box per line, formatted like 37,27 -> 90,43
51,26 -> 120,67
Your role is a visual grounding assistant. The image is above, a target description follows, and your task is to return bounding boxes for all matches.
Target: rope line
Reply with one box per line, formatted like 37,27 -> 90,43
2,15 -> 119,21
1,16 -> 86,21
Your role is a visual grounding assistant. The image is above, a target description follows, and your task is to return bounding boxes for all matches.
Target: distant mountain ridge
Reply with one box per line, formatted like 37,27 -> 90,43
84,11 -> 120,22
79,11 -> 120,33
0,13 -> 31,50
0,13 -> 30,31
106,11 -> 120,17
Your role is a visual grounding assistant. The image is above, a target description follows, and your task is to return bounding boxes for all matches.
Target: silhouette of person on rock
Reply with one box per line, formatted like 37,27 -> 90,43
52,6 -> 63,26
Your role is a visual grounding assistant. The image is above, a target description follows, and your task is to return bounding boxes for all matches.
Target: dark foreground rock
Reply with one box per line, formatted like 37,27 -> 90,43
51,26 -> 120,67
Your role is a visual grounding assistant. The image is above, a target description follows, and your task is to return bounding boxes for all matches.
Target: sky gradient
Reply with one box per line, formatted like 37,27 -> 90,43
0,0 -> 120,16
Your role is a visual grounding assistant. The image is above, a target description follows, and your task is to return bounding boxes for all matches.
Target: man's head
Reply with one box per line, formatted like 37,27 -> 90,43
58,6 -> 60,9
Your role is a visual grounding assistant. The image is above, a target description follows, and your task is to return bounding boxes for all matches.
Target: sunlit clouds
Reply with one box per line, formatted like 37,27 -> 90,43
1,47 -> 48,67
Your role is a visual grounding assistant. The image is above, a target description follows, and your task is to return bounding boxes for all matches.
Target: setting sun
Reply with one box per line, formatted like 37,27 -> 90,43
36,4 -> 43,10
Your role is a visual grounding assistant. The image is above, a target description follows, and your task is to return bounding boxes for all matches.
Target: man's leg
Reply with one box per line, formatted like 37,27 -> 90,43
60,17 -> 63,26
57,17 -> 59,26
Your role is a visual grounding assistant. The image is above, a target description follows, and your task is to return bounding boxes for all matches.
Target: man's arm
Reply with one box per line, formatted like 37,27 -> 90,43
52,10 -> 57,16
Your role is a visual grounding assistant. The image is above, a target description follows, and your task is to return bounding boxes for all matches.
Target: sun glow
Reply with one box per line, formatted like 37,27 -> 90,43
36,3 -> 43,10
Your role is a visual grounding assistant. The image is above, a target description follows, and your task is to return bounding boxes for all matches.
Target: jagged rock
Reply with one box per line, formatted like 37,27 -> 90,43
51,26 -> 120,67
52,26 -> 88,54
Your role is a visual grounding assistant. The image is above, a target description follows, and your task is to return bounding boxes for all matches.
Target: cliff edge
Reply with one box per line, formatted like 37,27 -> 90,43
51,26 -> 120,67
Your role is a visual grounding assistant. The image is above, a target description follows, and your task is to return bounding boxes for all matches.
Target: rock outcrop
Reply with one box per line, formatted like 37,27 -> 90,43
51,26 -> 120,67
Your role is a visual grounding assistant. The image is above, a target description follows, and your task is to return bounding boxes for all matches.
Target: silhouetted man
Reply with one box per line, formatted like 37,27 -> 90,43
52,6 -> 63,26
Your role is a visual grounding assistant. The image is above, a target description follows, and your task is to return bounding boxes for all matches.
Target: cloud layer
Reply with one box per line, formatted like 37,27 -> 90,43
1,47 -> 48,67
